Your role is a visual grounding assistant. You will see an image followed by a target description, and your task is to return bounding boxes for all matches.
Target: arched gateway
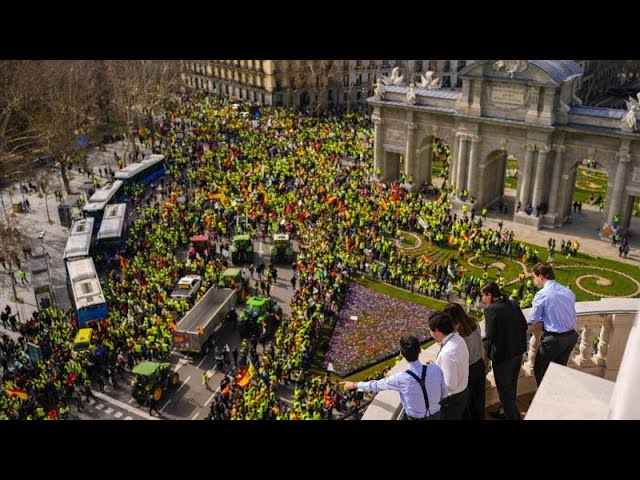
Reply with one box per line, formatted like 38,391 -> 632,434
369,60 -> 640,233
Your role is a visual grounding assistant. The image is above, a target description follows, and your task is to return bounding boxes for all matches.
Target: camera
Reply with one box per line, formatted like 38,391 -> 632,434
38,231 -> 45,239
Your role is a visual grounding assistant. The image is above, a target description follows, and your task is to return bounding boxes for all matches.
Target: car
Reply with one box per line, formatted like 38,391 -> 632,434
171,274 -> 202,299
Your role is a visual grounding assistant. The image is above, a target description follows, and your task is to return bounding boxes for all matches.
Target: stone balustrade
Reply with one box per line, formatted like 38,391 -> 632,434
361,297 -> 639,420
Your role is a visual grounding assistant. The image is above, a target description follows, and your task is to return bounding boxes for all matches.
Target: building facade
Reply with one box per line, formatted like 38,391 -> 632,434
181,60 -> 474,111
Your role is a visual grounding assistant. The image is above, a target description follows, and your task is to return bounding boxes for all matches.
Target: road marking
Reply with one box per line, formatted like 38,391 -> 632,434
124,416 -> 133,420
95,403 -> 104,410
160,399 -> 171,412
88,399 -> 96,405
93,390 -> 159,421
196,354 -> 209,369
192,412 -> 200,420
204,390 -> 217,407
128,398 -> 135,404
104,407 -> 114,414
176,376 -> 191,393
114,411 -> 123,418
174,357 -> 189,372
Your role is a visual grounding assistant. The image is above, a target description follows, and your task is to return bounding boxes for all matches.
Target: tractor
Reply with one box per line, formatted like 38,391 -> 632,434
131,361 -> 179,404
238,296 -> 275,338
270,233 -> 294,263
219,267 -> 247,302
231,234 -> 253,265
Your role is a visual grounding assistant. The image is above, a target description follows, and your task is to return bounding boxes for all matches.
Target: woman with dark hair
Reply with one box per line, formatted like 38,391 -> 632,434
481,282 -> 528,420
444,303 -> 485,421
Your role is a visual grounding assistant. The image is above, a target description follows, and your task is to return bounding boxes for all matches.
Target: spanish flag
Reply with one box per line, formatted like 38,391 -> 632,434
196,325 -> 204,335
6,388 -> 27,402
237,361 -> 255,388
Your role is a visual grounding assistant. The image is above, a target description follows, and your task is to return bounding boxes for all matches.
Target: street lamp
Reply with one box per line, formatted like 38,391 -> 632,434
38,231 -> 57,308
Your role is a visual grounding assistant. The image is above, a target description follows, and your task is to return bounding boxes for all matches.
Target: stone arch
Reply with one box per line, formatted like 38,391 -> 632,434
482,149 -> 509,207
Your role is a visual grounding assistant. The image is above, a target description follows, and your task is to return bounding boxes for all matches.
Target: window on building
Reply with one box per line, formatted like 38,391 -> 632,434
328,89 -> 333,100
416,61 -> 423,73
458,60 -> 467,71
444,60 -> 451,71
356,90 -> 362,100
344,74 -> 349,87
356,74 -> 362,86
356,60 -> 362,68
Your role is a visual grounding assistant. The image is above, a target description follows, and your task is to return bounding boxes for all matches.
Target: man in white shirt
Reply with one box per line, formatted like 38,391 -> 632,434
428,311 -> 469,420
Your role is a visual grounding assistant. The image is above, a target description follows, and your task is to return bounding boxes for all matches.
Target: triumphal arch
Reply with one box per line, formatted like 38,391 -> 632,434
369,60 -> 640,232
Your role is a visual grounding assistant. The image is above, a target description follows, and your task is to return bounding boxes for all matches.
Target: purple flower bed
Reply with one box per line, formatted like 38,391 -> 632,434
323,284 -> 433,376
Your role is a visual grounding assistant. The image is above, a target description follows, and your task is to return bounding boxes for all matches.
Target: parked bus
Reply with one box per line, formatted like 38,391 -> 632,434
95,203 -> 127,256
82,180 -> 125,229
66,257 -> 108,326
63,217 -> 95,262
115,154 -> 166,188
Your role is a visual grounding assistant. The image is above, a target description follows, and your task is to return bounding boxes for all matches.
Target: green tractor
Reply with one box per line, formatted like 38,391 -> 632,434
231,234 -> 253,265
270,233 -> 294,263
131,361 -> 179,404
238,296 -> 274,338
219,267 -> 247,302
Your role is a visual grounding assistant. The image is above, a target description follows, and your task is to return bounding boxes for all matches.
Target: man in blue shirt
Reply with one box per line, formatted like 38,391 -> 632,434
343,335 -> 446,420
529,263 -> 579,385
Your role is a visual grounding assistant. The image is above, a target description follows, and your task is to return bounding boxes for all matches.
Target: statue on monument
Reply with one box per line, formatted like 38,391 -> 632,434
406,83 -> 417,104
623,93 -> 640,131
374,80 -> 386,100
418,71 -> 442,89
381,67 -> 405,86
494,60 -> 528,77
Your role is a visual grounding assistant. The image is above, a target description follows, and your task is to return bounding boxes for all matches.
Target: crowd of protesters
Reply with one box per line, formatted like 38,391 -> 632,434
0,92 -> 579,420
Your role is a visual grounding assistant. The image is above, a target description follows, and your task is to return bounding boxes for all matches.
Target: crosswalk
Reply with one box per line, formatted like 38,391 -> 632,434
80,398 -> 135,420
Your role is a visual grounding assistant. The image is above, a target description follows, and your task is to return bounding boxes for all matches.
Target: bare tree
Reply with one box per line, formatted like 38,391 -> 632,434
104,60 -> 181,161
35,168 -> 54,224
23,60 -> 99,195
0,219 -> 25,302
282,60 -> 340,112
0,61 -> 40,219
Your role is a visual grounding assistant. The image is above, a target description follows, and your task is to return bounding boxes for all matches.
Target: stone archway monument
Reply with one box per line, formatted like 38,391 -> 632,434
369,60 -> 640,233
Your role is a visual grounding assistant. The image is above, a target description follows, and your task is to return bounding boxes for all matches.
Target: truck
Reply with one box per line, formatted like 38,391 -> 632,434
171,287 -> 237,354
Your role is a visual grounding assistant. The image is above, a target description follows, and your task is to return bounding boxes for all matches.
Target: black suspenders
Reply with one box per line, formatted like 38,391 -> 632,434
405,365 -> 430,417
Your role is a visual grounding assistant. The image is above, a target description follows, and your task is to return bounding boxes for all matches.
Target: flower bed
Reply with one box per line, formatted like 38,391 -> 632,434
323,283 -> 433,376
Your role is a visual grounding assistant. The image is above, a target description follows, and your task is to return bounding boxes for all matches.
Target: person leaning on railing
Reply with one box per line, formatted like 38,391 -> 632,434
343,335 -> 446,420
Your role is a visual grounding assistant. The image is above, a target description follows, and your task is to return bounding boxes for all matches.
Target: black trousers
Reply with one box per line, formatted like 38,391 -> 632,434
534,330 -> 579,385
442,387 -> 469,420
492,354 -> 523,420
463,358 -> 486,421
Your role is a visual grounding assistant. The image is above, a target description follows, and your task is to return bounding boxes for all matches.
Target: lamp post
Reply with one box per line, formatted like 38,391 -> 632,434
38,231 -> 57,308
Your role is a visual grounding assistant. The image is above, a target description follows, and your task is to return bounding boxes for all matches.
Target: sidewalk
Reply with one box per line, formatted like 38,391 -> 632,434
0,139 -> 151,337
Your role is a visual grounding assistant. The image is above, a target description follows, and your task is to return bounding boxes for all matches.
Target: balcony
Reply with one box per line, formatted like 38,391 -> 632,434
361,297 -> 639,420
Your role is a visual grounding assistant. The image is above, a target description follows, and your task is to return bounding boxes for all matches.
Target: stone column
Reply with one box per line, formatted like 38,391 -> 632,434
456,134 -> 469,191
531,145 -> 550,209
606,153 -> 630,226
518,144 -> 536,206
466,135 -> 479,198
373,114 -> 384,180
523,322 -> 543,375
594,316 -> 612,367
575,325 -> 598,367
547,145 -> 565,214
404,122 -> 417,185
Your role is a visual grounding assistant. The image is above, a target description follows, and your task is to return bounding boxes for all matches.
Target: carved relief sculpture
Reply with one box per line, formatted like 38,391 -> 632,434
494,60 -> 529,78
381,67 -> 405,86
418,71 -> 442,89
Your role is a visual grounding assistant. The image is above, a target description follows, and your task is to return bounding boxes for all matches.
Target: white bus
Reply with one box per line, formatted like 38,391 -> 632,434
115,154 -> 166,188
66,257 -> 108,327
82,180 -> 125,228
95,203 -> 127,255
63,217 -> 95,262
